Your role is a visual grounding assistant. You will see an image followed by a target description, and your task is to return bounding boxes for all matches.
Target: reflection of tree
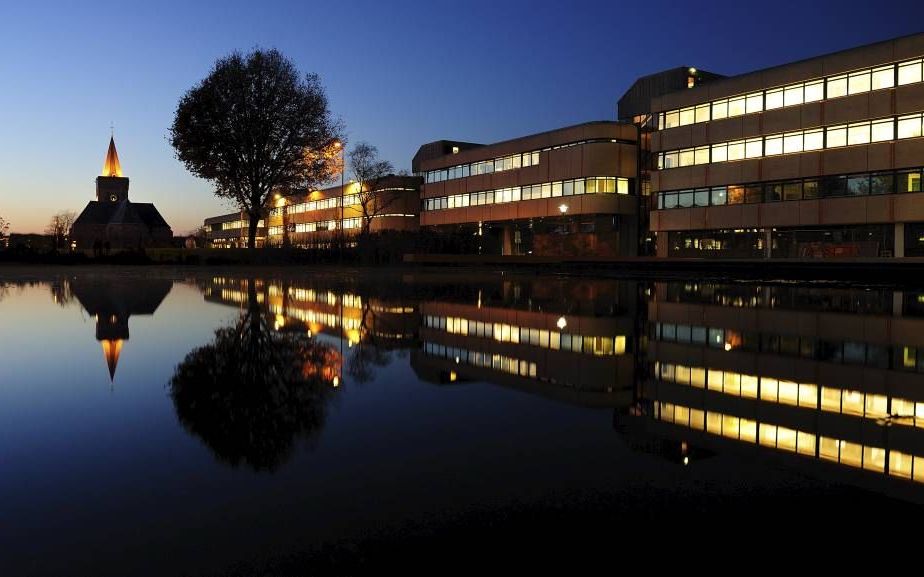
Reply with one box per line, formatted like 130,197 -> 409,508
169,281 -> 337,471
347,301 -> 393,384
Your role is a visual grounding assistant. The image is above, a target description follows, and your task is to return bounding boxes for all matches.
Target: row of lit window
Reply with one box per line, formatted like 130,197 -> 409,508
656,167 -> 923,209
268,303 -> 361,332
655,361 -> 924,427
423,341 -> 538,379
424,314 -> 627,356
657,113 -> 924,169
656,401 -> 924,481
220,219 -> 265,230
658,57 -> 924,129
212,288 -> 264,305
267,286 -> 363,310
267,218 -> 361,236
422,138 -> 626,184
653,321 -> 924,372
423,177 -> 630,212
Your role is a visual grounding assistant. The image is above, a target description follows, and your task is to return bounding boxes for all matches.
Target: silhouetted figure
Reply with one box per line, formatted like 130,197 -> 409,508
169,281 -> 338,471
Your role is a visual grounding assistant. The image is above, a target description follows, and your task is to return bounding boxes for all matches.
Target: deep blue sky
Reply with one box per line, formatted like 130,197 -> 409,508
1,0 -> 921,233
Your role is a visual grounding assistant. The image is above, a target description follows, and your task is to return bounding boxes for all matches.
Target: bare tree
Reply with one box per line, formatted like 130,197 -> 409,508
45,211 -> 77,251
348,142 -> 395,236
0,215 -> 9,248
170,49 -> 343,249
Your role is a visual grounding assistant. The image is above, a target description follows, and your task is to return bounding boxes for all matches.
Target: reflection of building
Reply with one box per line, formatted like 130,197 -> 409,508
414,122 -> 639,257
71,137 -> 173,250
629,33 -> 924,259
410,278 -> 639,407
622,281 -> 924,501
69,276 -> 172,380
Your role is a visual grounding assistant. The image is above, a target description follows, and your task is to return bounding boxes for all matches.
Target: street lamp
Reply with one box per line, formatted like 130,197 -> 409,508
333,139 -> 344,258
558,204 -> 569,258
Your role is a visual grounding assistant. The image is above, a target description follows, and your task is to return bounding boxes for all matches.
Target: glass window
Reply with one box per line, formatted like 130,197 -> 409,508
727,141 -> 745,161
728,97 -> 746,117
678,191 -> 694,208
803,179 -> 819,199
871,65 -> 894,90
783,132 -> 803,154
663,193 -> 678,209
695,104 -> 710,123
765,89 -> 784,110
822,175 -> 847,197
679,149 -> 695,167
804,129 -> 824,150
745,139 -> 762,158
898,114 -> 922,139
551,182 -> 562,197
870,173 -> 894,195
574,179 -> 584,195
765,183 -> 782,202
694,147 -> 710,165
827,125 -> 847,148
745,185 -> 763,203
784,85 -> 803,106
847,175 -> 870,196
827,75 -> 848,98
745,92 -> 763,113
783,181 -> 802,201
898,170 -> 922,193
617,178 -> 629,194
711,187 -> 728,205
871,119 -> 894,142
694,189 -> 710,207
765,135 -> 783,156
563,180 -> 573,196
711,143 -> 728,163
848,71 -> 871,94
847,122 -> 871,145
898,60 -> 923,86
712,101 -> 728,120
728,185 -> 745,204
679,107 -> 695,126
804,81 -> 824,102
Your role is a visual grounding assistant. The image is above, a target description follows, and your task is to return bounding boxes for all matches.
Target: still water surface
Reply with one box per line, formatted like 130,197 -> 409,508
2,268 -> 924,574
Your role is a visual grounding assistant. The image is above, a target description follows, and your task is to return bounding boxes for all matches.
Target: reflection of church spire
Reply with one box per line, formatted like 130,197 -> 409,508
101,339 -> 123,381
102,136 -> 123,177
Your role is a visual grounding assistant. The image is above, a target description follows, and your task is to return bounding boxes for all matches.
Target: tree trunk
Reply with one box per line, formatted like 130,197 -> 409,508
247,211 -> 259,249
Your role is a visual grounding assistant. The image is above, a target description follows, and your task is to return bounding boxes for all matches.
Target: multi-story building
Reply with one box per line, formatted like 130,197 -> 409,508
265,176 -> 420,248
413,121 -> 639,257
624,32 -> 924,259
204,212 -> 266,248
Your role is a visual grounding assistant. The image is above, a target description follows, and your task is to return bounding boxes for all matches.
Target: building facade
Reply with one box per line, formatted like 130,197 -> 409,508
265,176 -> 420,248
413,121 -> 639,257
634,33 -> 924,258
204,212 -> 267,248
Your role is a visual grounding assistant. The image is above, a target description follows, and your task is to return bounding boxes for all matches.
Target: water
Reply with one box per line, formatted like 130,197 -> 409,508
2,267 -> 923,574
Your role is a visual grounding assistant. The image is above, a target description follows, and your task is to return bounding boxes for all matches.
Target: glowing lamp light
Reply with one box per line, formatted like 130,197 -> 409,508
556,316 -> 567,330
683,456 -> 690,466
724,342 -> 732,352
332,376 -> 340,387
558,204 -> 569,214
449,370 -> 457,382
688,67 -> 697,75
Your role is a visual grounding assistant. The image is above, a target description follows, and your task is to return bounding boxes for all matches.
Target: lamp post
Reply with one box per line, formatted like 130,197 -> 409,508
558,203 -> 569,258
333,140 -> 344,260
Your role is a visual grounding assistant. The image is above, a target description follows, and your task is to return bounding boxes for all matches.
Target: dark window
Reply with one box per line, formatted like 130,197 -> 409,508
821,175 -> 847,198
783,181 -> 803,201
870,173 -> 894,195
847,175 -> 870,196
765,183 -> 783,202
745,185 -> 763,204
803,180 -> 820,199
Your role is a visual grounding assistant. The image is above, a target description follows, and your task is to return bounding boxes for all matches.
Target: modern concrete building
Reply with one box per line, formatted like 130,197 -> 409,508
413,121 -> 639,257
204,212 -> 266,248
624,32 -> 924,259
265,175 -> 420,248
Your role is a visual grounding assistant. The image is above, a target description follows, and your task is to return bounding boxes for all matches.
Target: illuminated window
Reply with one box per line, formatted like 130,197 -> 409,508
848,71 -> 871,94
898,114 -> 923,139
898,60 -> 923,85
827,75 -> 848,98
871,66 -> 894,90
712,101 -> 728,120
871,119 -> 894,142
889,450 -> 914,479
804,129 -> 824,150
784,85 -> 804,107
847,122 -> 871,145
827,125 -> 848,148
804,81 -> 824,102
764,136 -> 783,156
765,89 -> 784,110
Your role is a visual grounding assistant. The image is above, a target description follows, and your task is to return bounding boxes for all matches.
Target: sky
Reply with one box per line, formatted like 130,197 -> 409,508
0,0 -> 922,234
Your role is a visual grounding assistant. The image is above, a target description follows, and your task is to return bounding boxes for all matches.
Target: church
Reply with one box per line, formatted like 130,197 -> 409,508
71,136 -> 173,251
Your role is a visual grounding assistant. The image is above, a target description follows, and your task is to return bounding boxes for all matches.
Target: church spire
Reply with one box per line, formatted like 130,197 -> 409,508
102,136 -> 123,177
100,339 -> 123,381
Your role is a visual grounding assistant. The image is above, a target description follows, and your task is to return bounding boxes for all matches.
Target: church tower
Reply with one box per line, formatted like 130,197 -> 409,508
96,136 -> 129,203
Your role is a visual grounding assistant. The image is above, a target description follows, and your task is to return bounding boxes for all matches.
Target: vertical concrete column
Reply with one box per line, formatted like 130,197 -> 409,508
763,229 -> 773,259
501,224 -> 515,256
894,223 -> 905,258
655,233 -> 668,258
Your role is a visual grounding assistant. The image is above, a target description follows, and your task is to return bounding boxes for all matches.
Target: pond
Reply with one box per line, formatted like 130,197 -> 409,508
2,267 -> 923,574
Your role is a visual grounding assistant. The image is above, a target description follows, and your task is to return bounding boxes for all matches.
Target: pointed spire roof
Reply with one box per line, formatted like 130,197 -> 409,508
102,136 -> 123,177
101,339 -> 123,381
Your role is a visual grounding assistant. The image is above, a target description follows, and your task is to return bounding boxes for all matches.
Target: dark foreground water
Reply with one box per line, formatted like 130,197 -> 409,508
2,267 -> 924,574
